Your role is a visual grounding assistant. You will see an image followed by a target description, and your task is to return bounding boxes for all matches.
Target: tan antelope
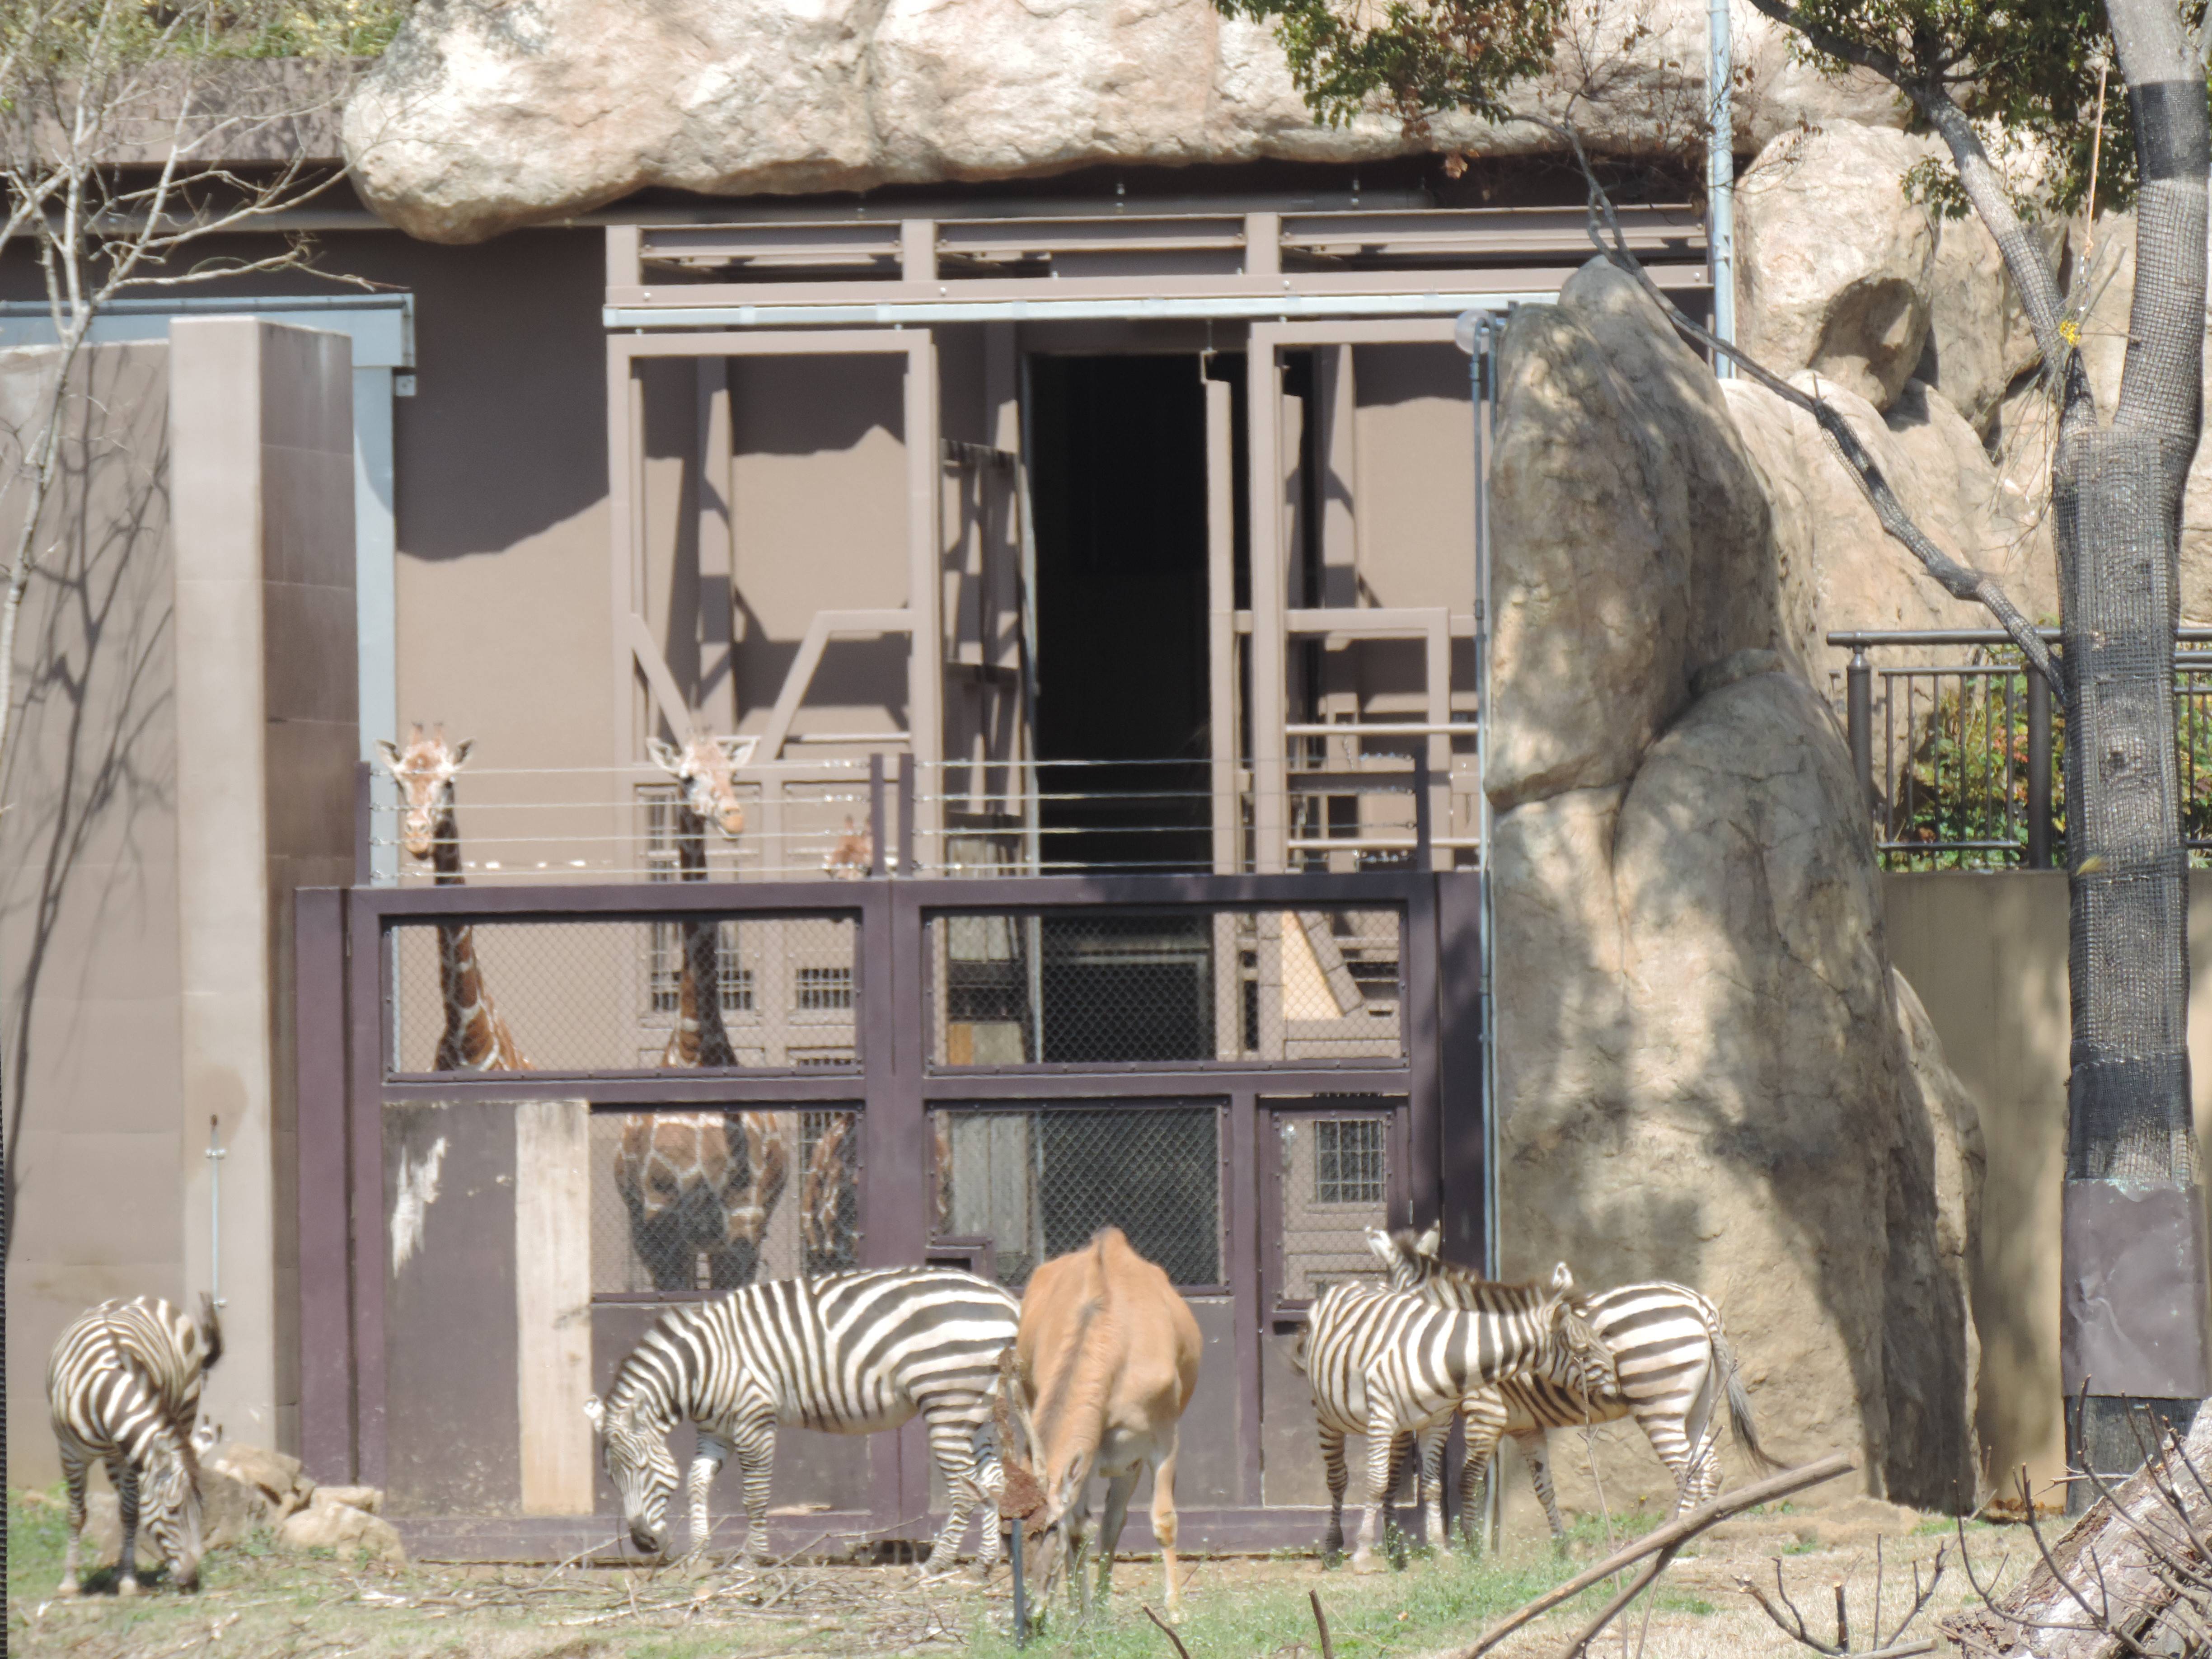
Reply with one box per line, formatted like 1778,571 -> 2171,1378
376,726 -> 530,1070
999,1227 -> 1201,1622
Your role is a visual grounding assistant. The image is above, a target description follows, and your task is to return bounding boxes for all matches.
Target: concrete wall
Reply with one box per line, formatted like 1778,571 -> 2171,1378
1884,869 -> 2212,1505
2,323 -> 356,1484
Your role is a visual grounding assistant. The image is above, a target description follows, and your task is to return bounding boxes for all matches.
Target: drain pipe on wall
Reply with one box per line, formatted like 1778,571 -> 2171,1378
1456,305 -> 1506,1554
1707,0 -> 1737,376
206,1115 -> 228,1310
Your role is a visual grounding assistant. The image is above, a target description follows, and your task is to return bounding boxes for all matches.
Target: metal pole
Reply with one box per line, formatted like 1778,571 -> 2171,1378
1413,750 -> 1433,867
898,754 -> 917,876
1846,649 -> 1875,824
1706,0 -> 1736,377
869,753 -> 887,878
206,1115 -> 228,1310
1010,1519 -> 1028,1645
2027,667 -> 2053,869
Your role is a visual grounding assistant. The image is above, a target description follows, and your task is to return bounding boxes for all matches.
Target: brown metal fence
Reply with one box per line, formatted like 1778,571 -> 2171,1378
295,868 -> 1481,1560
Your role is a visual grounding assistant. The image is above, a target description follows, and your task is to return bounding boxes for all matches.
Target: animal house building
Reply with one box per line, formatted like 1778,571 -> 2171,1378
2,8 -> 2180,1558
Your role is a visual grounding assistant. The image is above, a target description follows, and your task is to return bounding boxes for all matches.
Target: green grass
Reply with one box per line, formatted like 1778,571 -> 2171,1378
961,1547 -> 1598,1659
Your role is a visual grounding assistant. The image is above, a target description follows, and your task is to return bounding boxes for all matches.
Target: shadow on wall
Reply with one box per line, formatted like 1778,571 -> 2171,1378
0,341 -> 178,1262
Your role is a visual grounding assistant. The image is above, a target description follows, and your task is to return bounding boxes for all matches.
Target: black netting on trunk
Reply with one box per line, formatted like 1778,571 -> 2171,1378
2059,420 -> 2196,1190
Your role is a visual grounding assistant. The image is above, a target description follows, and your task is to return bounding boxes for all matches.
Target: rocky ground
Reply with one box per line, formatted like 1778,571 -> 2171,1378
10,1478 -> 2027,1659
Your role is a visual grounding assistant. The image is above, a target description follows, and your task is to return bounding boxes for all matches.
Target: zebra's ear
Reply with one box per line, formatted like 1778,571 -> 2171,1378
1362,1226 -> 1395,1265
583,1395 -> 606,1434
1415,1222 -> 1443,1259
1550,1261 -> 1575,1295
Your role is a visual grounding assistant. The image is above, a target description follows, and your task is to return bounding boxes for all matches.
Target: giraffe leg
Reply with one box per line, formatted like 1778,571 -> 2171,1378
1352,1409 -> 1398,1573
1319,1425 -> 1348,1560
113,1460 -> 141,1596
1519,1429 -> 1570,1548
686,1430 -> 729,1565
57,1447 -> 88,1595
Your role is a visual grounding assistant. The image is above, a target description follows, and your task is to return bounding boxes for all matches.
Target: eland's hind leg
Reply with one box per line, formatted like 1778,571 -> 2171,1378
1151,1431 -> 1185,1622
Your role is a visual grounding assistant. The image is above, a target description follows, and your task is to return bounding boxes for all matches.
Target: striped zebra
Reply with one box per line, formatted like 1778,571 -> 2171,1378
1366,1225 -> 1778,1542
586,1267 -> 1019,1574
47,1294 -> 224,1595
1300,1266 -> 1614,1571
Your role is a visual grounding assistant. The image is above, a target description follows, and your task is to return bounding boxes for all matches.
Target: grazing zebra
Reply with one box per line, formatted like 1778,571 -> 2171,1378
47,1294 -> 224,1596
586,1267 -> 1019,1574
1300,1266 -> 1614,1571
1366,1226 -> 1779,1543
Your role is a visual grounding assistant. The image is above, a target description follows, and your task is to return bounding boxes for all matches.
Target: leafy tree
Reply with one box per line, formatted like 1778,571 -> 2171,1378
1224,0 -> 2212,1493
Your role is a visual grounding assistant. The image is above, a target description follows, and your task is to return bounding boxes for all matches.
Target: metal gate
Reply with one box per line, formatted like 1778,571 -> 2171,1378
294,867 -> 1481,1558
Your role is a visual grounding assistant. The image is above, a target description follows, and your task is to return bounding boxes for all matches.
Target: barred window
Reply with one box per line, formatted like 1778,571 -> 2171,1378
718,956 -> 755,1013
797,966 -> 854,1011
1314,1118 -> 1383,1205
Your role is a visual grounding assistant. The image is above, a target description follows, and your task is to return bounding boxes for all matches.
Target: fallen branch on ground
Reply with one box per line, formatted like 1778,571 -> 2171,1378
1412,1451 -> 1857,1659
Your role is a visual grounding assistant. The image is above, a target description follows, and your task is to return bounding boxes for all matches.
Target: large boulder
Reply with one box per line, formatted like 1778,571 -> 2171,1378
1488,256 -> 1984,1511
1486,259 -> 1774,807
208,1441 -> 315,1519
342,0 -> 1930,243
1736,124 -> 1940,411
1722,370 -> 2056,679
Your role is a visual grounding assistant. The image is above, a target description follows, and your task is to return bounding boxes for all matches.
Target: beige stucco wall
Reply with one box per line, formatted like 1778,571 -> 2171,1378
1884,869 -> 2212,1506
2,323 -> 356,1484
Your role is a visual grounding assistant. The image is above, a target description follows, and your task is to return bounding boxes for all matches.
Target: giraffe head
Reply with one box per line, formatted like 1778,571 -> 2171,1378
646,733 -> 754,841
375,725 -> 474,862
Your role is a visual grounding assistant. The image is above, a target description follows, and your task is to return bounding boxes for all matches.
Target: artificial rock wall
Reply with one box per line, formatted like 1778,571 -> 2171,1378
1487,259 -> 1987,1512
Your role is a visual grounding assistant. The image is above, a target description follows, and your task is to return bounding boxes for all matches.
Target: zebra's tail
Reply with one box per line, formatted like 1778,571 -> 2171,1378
197,1293 -> 225,1375
1712,1327 -> 1781,1472
1288,1326 -> 1310,1377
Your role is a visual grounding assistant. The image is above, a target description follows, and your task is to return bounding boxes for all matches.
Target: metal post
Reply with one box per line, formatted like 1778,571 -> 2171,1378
206,1115 -> 228,1309
1706,0 -> 1735,377
898,754 -> 917,877
1011,1521 -> 1028,1645
354,759 -> 374,888
2027,667 -> 2053,869
1412,750 -> 1433,866
1846,648 -> 1875,824
869,753 -> 887,878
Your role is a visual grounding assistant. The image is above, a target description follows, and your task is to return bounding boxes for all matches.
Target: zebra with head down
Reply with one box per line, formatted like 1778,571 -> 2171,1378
47,1295 -> 224,1595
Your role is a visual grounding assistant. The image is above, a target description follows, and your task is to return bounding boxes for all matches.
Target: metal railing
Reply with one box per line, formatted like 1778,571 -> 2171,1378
356,749 -> 1482,885
1831,628 -> 2212,870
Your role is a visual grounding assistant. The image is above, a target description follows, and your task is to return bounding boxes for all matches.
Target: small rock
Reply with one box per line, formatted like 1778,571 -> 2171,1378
209,1442 -> 314,1519
314,1486 -> 384,1515
201,1469 -> 264,1551
276,1495 -> 406,1566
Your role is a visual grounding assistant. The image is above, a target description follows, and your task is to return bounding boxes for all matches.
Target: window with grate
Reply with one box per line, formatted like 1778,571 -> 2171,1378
797,966 -> 854,1011
1314,1117 -> 1384,1205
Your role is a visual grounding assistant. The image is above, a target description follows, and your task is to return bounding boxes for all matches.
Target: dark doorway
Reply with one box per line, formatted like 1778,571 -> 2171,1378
1027,355 -> 1212,872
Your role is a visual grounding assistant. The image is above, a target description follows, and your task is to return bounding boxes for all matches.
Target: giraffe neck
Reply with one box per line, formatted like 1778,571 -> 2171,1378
428,798 -> 522,1070
664,805 -> 734,1068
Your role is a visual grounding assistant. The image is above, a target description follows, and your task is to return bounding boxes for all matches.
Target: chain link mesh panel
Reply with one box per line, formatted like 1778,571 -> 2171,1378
1275,1110 -> 1396,1304
389,916 -> 859,1073
930,1106 -> 1221,1290
589,1108 -> 860,1297
928,908 -> 1402,1066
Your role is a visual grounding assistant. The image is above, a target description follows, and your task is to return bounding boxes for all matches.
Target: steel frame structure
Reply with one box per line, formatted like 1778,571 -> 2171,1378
295,867 -> 1484,1559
